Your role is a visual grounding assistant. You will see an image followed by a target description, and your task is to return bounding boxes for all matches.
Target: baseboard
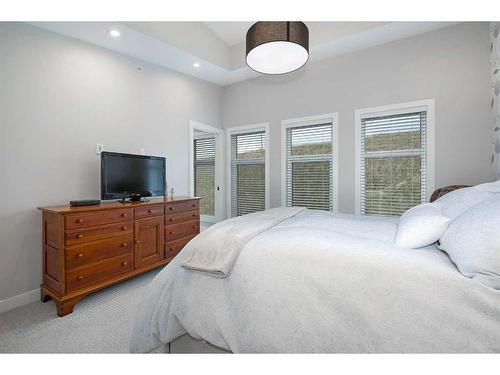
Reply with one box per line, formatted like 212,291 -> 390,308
0,288 -> 40,314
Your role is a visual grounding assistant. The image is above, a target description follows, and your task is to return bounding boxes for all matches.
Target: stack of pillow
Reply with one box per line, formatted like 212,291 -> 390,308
394,180 -> 500,289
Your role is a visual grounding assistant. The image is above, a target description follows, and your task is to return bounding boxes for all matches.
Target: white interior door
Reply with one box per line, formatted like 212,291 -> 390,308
189,121 -> 225,223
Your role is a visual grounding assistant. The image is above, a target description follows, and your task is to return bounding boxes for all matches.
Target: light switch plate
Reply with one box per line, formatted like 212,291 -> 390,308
139,148 -> 145,155
96,144 -> 104,154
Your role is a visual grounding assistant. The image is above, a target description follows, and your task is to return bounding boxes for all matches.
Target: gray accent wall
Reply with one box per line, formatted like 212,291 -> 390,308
223,22 -> 493,213
0,23 -> 223,301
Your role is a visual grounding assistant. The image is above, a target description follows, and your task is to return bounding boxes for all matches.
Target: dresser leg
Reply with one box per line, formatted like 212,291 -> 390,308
40,289 -> 52,303
55,297 -> 80,317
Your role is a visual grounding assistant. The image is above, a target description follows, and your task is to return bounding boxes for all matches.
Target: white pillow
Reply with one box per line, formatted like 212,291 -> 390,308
439,197 -> 500,289
394,203 -> 450,248
436,186 -> 497,220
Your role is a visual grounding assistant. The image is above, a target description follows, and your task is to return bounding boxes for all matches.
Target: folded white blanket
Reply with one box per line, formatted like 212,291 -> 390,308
181,207 -> 305,277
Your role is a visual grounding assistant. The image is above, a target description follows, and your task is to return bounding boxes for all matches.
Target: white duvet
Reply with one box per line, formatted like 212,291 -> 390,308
129,210 -> 500,353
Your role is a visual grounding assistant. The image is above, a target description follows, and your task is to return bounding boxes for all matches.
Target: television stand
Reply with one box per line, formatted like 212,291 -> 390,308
119,195 -> 149,203
119,198 -> 150,204
38,196 -> 201,316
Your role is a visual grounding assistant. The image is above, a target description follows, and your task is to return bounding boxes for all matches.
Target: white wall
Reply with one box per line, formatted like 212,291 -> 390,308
0,21 -> 494,306
223,22 -> 493,213
0,22 -> 223,302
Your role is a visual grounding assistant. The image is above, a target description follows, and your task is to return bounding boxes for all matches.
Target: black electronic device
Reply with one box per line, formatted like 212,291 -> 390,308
69,199 -> 101,207
101,151 -> 166,201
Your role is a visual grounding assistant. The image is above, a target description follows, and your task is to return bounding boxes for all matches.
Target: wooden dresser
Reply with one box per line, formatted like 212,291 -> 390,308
38,197 -> 201,316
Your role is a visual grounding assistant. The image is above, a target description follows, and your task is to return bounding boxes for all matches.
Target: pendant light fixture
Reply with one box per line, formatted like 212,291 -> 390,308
246,21 -> 309,75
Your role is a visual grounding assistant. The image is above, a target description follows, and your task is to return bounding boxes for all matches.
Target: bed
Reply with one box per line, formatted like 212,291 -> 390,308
129,186 -> 500,353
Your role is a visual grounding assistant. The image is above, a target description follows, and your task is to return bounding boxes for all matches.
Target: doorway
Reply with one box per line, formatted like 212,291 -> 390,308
189,121 -> 224,226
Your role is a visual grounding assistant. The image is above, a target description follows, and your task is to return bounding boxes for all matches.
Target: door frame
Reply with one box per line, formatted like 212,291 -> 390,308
189,120 -> 225,223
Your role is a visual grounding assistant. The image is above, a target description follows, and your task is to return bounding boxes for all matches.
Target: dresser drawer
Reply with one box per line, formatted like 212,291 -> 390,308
134,204 -> 164,220
165,210 -> 199,225
166,220 -> 199,241
65,221 -> 132,246
65,234 -> 133,270
165,200 -> 199,214
66,254 -> 133,292
165,235 -> 196,258
65,208 -> 132,229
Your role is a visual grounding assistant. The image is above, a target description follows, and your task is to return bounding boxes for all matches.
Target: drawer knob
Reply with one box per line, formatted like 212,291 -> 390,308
192,203 -> 196,207
76,234 -> 84,239
77,275 -> 84,281
169,207 -> 173,211
122,261 -> 128,266
170,231 -> 174,235
192,214 -> 196,217
169,218 -> 173,222
121,242 -> 127,247
76,218 -> 83,223
122,226 -> 127,231
76,252 -> 84,258
193,226 -> 196,229
148,209 -> 153,213
169,247 -> 174,251
135,240 -> 140,245
121,213 -> 127,217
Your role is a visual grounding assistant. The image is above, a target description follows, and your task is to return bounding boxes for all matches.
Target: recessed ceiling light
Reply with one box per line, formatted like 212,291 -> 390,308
109,29 -> 121,38
193,62 -> 200,68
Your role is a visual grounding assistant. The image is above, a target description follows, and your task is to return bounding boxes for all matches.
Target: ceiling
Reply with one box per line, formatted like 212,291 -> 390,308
204,21 -> 254,46
29,21 -> 459,86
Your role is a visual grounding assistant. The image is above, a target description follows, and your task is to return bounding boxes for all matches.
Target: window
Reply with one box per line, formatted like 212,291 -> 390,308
356,100 -> 434,216
282,114 -> 338,211
228,125 -> 268,217
193,137 -> 215,216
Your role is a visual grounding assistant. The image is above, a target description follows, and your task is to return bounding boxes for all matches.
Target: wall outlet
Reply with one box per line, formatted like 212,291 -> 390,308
96,144 -> 104,154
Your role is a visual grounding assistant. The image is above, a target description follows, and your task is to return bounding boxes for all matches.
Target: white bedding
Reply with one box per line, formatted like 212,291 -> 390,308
129,209 -> 500,353
181,207 -> 305,277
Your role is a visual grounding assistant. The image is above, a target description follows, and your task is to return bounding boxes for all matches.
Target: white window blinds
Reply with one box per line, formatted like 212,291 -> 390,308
230,131 -> 266,217
285,123 -> 333,211
194,137 -> 215,216
360,111 -> 427,216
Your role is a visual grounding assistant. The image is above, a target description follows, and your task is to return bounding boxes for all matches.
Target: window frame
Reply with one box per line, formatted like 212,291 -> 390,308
354,99 -> 435,216
281,113 -> 339,212
226,123 -> 270,218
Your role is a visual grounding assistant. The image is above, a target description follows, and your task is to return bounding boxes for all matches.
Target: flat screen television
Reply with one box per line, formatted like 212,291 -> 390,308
101,151 -> 166,201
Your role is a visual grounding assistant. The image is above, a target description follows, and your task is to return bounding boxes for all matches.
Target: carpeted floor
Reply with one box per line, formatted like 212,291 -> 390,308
0,223 -> 214,354
0,268 -> 162,353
